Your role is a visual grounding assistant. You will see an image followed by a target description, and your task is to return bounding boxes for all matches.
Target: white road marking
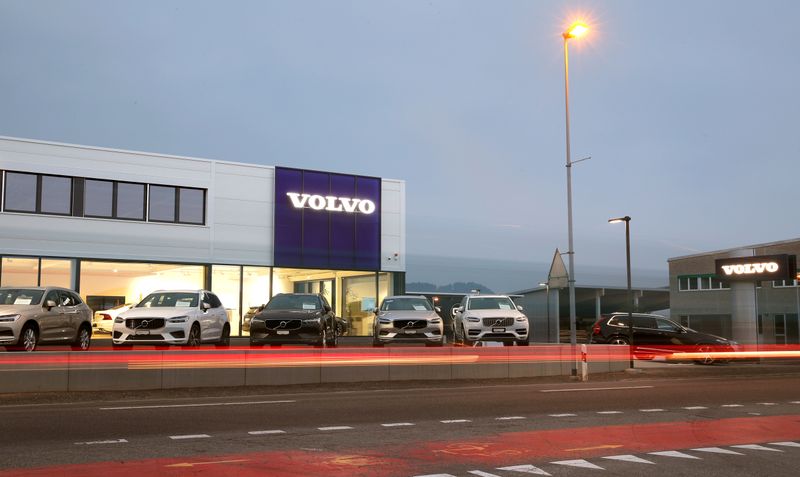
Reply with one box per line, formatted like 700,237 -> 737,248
692,447 -> 744,455
540,385 -> 654,393
496,416 -> 526,421
790,401 -> 800,404
551,459 -> 604,470
101,400 -> 295,411
468,471 -> 502,477
683,406 -> 708,410
639,409 -> 665,412
248,430 -> 286,435
170,434 -> 211,440
771,441 -> 800,448
758,402 -> 778,406
603,454 -> 655,464
75,439 -> 128,445
382,423 -> 415,427
748,412 -> 762,416
497,464 -> 551,475
731,444 -> 783,452
722,404 -> 743,408
440,419 -> 471,424
412,474 -> 457,477
548,413 -> 577,417
317,426 -> 353,431
648,450 -> 701,459
597,411 -> 623,415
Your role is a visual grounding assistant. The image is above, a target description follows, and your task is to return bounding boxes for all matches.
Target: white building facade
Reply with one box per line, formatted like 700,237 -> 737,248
0,136 -> 406,337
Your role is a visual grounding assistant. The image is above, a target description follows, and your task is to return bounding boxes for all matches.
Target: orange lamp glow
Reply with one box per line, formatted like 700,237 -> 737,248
564,21 -> 589,39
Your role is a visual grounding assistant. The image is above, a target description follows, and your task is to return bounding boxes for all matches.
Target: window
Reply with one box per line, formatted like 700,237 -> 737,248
40,175 -> 72,215
632,316 -> 657,329
205,293 -> 223,308
710,277 -> 730,289
773,279 -> 797,288
679,275 -> 728,291
116,182 -> 145,220
679,315 -> 690,328
178,188 -> 205,224
84,179 -> 114,217
149,185 -> 176,222
4,172 -> 38,212
656,318 -> 681,332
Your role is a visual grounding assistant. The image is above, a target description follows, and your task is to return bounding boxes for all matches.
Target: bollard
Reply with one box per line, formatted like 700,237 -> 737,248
580,344 -> 588,382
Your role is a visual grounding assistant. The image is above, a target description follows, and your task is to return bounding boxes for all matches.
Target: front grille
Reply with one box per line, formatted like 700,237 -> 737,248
126,318 -> 165,330
393,320 -> 428,329
0,329 -> 12,337
264,319 -> 302,331
482,317 -> 514,327
127,335 -> 165,341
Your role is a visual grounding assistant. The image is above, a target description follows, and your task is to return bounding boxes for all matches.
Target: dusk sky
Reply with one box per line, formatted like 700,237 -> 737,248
2,0 -> 798,292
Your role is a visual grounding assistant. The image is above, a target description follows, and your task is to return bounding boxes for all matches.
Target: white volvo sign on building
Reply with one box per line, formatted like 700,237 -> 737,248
286,192 -> 376,215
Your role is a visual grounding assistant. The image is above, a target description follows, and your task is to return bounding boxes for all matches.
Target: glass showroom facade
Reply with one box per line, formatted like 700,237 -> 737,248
0,137 -> 407,338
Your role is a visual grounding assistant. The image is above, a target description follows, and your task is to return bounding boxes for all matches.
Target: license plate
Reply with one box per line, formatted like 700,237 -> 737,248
404,330 -> 417,334
277,330 -> 290,335
135,330 -> 150,336
492,327 -> 505,333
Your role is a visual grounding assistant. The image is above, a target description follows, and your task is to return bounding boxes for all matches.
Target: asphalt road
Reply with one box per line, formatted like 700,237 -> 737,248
1,363 -> 800,476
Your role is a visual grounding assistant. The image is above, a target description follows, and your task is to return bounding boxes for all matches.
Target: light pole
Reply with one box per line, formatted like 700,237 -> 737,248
562,21 -> 588,376
609,216 -> 634,369
539,282 -> 551,343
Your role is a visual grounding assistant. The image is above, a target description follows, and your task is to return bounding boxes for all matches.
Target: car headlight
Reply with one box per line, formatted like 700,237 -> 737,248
114,317 -> 124,323
515,316 -> 527,322
303,316 -> 322,324
0,314 -> 20,323
378,318 -> 392,324
430,318 -> 442,324
168,316 -> 189,323
467,317 -> 480,323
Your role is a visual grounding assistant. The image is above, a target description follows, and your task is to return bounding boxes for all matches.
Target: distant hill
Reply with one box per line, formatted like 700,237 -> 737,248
406,281 -> 495,294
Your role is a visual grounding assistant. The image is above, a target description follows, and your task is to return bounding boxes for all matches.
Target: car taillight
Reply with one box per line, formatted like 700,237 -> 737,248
592,324 -> 601,335
100,314 -> 112,321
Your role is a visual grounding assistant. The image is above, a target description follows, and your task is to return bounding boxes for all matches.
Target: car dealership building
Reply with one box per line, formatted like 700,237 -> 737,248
0,136 -> 406,337
669,238 -> 800,345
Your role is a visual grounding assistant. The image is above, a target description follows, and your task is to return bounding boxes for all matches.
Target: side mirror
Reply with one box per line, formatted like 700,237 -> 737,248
324,304 -> 332,313
373,307 -> 379,314
435,306 -> 441,313
45,300 -> 57,310
201,302 -> 211,311
516,305 -> 524,311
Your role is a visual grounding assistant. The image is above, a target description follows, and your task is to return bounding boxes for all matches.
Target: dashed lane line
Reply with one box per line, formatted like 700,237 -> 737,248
101,400 -> 296,411
169,434 -> 211,440
440,419 -> 471,424
597,411 -> 623,415
772,441 -> 800,448
540,385 -> 654,393
317,426 -> 353,431
75,439 -> 128,445
683,406 -> 708,410
467,471 -> 501,477
722,404 -> 744,407
496,416 -> 526,421
548,414 -> 577,418
248,430 -> 286,435
382,423 -> 415,427
758,402 -> 778,406
639,409 -> 666,412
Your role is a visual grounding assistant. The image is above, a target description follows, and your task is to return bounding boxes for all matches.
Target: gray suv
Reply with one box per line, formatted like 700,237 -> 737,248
372,295 -> 444,347
0,287 -> 93,352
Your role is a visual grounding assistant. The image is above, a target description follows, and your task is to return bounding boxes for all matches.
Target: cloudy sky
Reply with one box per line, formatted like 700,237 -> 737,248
1,1 -> 798,291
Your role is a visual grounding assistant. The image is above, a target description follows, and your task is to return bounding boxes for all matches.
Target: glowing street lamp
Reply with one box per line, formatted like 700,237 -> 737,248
562,19 -> 589,377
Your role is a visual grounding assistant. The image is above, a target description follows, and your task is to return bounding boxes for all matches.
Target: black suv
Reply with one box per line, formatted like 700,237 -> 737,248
589,313 -> 737,364
249,293 -> 338,347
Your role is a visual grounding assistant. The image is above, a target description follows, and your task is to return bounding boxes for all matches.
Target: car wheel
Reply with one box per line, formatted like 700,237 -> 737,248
18,325 -> 38,352
216,324 -> 231,348
316,327 -> 327,348
609,337 -> 629,345
328,324 -> 338,348
186,323 -> 201,347
694,344 -> 715,365
71,325 -> 91,351
462,325 -> 475,346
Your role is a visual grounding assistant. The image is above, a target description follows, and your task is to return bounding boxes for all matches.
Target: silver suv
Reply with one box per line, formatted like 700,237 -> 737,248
452,294 -> 529,346
372,295 -> 444,347
0,287 -> 93,352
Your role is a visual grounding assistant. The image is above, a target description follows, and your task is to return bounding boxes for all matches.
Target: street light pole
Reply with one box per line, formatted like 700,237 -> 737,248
609,216 -> 634,369
562,21 -> 587,376
539,282 -> 551,343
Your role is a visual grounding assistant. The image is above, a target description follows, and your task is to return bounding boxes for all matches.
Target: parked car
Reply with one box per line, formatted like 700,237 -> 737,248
452,294 -> 529,346
242,305 -> 265,333
249,293 -> 338,347
112,290 -> 230,347
372,295 -> 444,347
589,313 -> 737,364
92,303 -> 133,334
0,287 -> 93,352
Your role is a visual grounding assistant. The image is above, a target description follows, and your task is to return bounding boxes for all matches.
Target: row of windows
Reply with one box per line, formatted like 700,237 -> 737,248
1,171 -> 206,225
678,275 -> 800,291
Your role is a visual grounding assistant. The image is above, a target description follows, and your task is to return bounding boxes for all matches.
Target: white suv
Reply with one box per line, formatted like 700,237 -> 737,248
112,290 -> 230,347
452,294 -> 529,346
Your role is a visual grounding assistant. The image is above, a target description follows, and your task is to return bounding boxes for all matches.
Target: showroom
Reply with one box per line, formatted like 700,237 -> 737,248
0,136 -> 406,337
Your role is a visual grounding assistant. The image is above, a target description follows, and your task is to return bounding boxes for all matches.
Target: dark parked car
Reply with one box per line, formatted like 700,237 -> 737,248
589,313 -> 737,364
249,293 -> 338,347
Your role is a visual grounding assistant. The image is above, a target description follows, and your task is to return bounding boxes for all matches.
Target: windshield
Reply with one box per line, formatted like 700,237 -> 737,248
0,288 -> 44,306
265,294 -> 321,311
137,292 -> 198,308
468,297 -> 516,311
381,298 -> 432,311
